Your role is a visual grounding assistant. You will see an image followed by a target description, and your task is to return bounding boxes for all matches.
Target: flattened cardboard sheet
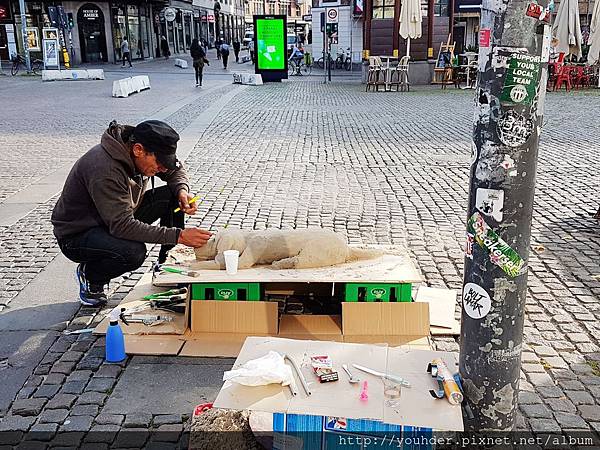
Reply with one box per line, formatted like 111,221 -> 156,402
124,335 -> 184,355
415,286 -> 459,331
180,333 -> 250,358
95,273 -> 187,336
154,254 -> 422,286
383,348 -> 463,431
214,337 -> 463,431
191,300 -> 278,334
342,302 -> 429,337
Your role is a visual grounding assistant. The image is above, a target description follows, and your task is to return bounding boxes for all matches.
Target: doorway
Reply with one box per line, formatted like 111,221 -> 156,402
78,3 -> 108,62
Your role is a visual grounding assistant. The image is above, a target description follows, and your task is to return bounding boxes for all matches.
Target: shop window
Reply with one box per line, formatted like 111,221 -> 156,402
434,0 -> 448,16
111,4 -> 127,60
372,0 -> 394,19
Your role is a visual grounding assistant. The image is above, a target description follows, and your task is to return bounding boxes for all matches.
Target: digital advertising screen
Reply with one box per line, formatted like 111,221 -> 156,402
254,16 -> 287,72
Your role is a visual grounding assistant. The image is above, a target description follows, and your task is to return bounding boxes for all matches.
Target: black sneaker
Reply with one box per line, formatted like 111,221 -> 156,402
75,264 -> 108,307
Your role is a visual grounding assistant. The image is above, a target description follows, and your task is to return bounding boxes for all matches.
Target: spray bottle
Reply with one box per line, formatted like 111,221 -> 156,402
106,307 -> 126,363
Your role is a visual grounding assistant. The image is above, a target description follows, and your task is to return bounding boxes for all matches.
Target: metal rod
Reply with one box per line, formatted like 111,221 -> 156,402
17,0 -> 31,73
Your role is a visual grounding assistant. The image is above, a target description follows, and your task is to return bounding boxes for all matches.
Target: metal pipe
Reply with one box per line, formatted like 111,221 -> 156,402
284,354 -> 311,396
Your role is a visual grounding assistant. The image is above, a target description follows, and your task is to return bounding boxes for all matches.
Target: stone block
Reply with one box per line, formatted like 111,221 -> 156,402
38,408 -> 69,424
554,412 -> 589,429
11,398 -> 47,416
60,415 -> 94,432
45,394 -> 76,410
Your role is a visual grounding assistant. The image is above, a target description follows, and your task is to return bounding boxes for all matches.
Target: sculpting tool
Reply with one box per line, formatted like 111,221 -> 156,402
160,266 -> 200,278
284,354 -> 311,396
352,364 -> 411,388
174,196 -> 200,213
342,364 -> 361,383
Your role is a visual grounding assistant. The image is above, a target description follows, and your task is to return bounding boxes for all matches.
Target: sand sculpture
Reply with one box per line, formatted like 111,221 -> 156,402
193,228 -> 382,270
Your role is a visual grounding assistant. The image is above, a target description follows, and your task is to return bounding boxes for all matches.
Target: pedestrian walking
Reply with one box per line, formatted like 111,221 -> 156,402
233,39 -> 241,63
216,37 -> 222,60
51,120 -> 212,307
121,36 -> 132,68
220,41 -> 230,69
190,38 -> 208,87
161,36 -> 170,60
248,39 -> 255,65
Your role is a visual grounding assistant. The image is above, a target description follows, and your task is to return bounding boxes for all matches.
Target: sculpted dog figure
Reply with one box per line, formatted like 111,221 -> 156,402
193,228 -> 383,270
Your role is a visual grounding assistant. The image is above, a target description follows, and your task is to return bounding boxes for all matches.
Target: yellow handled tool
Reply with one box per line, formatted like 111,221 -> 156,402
174,196 -> 200,213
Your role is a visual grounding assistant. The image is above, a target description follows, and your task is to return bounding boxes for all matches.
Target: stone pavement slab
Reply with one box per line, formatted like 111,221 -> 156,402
0,254 -> 78,331
0,330 -> 58,414
102,359 -> 233,416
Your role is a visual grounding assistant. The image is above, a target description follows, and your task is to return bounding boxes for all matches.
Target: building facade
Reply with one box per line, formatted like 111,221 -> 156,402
2,0 -> 245,64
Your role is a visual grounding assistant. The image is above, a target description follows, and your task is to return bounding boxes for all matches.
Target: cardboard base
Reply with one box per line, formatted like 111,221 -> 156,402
214,337 -> 464,432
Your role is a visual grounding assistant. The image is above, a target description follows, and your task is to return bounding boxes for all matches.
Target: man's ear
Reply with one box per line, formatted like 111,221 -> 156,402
132,143 -> 145,157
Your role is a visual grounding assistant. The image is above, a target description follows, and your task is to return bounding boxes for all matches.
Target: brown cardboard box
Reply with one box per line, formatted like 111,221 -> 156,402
342,302 -> 430,344
190,300 -> 278,334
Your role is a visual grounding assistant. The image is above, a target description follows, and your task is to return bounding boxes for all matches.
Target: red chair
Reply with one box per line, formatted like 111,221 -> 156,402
553,64 -> 572,91
578,66 -> 592,88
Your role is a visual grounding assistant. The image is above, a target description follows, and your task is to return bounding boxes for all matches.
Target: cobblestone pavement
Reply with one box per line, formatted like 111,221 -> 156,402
1,76 -> 600,448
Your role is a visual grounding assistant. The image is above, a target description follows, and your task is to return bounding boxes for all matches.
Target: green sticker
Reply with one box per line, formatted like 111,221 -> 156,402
371,288 -> 386,299
218,289 -> 234,299
467,212 -> 525,277
500,53 -> 541,105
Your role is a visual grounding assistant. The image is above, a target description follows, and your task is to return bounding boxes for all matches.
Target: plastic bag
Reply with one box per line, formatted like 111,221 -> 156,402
223,351 -> 294,387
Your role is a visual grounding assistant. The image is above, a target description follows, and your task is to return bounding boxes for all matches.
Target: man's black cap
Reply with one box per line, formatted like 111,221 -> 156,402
132,120 -> 180,170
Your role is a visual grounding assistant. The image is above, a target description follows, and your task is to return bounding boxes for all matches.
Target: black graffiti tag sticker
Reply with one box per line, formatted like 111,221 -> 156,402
463,283 -> 492,319
497,110 -> 534,148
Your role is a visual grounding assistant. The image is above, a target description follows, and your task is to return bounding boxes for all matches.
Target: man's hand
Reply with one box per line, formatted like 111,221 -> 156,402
177,190 -> 198,215
178,228 -> 212,247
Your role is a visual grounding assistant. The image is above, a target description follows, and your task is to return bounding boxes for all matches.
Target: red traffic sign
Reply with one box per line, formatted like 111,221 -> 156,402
326,8 -> 338,24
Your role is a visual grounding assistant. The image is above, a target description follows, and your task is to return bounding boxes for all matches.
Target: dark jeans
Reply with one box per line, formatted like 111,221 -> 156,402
122,52 -> 132,67
222,52 -> 229,69
234,49 -> 239,63
194,63 -> 203,85
57,186 -> 184,285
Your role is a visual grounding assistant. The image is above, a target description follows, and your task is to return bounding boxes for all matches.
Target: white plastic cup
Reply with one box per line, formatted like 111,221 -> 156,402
223,250 -> 239,275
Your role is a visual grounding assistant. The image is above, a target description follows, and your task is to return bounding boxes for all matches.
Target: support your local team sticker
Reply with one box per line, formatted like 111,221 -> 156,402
500,53 -> 541,105
463,283 -> 492,319
467,212 -> 525,277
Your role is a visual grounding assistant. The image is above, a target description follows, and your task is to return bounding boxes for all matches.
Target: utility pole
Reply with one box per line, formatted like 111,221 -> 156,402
458,0 -> 552,432
17,0 -> 31,73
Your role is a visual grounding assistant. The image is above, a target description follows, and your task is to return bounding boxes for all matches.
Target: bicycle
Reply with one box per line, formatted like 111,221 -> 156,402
288,58 -> 312,76
315,54 -> 334,70
11,54 -> 44,76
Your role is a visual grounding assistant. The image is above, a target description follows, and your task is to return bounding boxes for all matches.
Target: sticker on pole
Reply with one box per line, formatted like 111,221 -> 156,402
500,53 -> 541,105
475,188 -> 504,222
497,110 -> 534,148
479,29 -> 491,48
463,283 -> 491,319
467,212 -> 525,278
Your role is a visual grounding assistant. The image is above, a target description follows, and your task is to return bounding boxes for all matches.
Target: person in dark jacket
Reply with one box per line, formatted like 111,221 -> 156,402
51,120 -> 212,306
220,41 -> 230,69
161,36 -> 170,60
190,38 -> 208,87
232,39 -> 241,63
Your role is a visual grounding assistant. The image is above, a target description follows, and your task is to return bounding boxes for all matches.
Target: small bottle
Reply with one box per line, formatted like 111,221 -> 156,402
106,308 -> 126,363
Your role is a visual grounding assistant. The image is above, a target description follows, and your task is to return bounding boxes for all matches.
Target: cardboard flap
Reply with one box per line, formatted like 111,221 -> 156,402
342,303 -> 429,337
191,300 -> 278,334
180,333 -> 251,358
415,286 -> 459,330
124,335 -> 184,356
279,315 -> 342,336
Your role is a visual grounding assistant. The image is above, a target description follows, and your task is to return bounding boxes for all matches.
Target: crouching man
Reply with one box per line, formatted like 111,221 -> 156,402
51,120 -> 212,306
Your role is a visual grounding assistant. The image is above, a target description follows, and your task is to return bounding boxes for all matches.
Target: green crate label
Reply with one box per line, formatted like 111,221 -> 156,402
371,288 -> 387,299
218,289 -> 234,299
500,53 -> 541,105
467,212 -> 525,278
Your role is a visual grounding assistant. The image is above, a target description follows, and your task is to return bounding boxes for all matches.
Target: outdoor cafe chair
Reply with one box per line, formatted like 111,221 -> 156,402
388,55 -> 410,92
553,64 -> 572,91
366,56 -> 386,92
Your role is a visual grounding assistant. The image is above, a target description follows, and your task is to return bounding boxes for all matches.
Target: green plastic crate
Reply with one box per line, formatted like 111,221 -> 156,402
191,283 -> 261,301
344,283 -> 412,302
